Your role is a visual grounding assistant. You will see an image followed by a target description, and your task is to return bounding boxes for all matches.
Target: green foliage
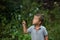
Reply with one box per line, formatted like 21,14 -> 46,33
0,0 -> 60,40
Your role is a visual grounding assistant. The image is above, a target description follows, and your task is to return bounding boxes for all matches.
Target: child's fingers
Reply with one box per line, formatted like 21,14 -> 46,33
22,20 -> 26,24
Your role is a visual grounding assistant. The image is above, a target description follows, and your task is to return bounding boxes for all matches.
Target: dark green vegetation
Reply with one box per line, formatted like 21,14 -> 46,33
0,0 -> 60,40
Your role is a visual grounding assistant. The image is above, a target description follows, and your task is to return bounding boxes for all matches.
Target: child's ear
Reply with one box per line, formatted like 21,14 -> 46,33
39,21 -> 41,24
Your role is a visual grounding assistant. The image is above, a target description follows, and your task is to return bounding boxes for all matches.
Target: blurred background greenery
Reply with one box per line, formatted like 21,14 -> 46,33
0,0 -> 60,40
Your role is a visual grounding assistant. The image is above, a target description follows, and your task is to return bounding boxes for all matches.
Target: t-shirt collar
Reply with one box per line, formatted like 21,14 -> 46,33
33,25 -> 42,29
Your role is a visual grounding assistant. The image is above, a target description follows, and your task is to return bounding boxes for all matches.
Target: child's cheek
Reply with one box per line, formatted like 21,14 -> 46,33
33,19 -> 36,24
34,20 -> 38,23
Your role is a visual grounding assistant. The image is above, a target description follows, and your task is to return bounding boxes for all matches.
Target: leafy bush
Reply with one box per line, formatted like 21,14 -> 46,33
0,0 -> 60,40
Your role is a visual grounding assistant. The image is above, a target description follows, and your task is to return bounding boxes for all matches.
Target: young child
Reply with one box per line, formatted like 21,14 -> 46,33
22,13 -> 48,40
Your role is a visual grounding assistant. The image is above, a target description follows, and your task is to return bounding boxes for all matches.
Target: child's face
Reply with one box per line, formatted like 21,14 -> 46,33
32,16 -> 41,25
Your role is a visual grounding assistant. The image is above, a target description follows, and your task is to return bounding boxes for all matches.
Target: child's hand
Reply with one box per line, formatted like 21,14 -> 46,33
22,20 -> 27,27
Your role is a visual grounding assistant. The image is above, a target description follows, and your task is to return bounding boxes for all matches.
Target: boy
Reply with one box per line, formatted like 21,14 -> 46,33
22,13 -> 48,40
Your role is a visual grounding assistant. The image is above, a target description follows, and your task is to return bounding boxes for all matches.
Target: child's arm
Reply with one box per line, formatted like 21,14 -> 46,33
43,27 -> 48,40
22,20 -> 28,33
22,20 -> 32,33
44,35 -> 48,40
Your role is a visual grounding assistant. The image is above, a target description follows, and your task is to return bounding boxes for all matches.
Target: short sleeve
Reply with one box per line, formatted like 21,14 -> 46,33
27,26 -> 32,33
43,27 -> 48,36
